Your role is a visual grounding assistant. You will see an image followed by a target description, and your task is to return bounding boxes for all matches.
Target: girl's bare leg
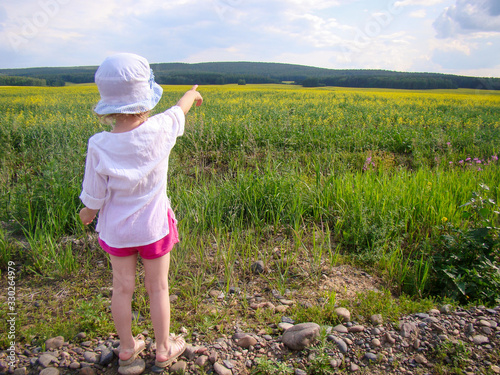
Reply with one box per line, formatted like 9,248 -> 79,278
142,253 -> 173,361
109,254 -> 139,360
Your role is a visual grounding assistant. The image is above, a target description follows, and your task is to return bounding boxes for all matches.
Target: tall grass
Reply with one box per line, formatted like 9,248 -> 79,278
1,85 -> 499,301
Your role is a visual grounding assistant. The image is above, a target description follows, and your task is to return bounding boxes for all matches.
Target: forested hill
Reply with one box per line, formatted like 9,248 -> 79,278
1,61 -> 499,90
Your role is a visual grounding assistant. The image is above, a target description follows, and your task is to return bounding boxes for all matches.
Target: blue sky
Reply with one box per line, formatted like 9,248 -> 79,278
1,0 -> 500,77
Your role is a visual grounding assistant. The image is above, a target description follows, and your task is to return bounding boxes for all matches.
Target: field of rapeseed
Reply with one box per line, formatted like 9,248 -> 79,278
1,84 -> 499,306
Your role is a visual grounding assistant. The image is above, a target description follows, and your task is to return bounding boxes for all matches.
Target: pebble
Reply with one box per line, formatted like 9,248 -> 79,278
278,322 -> 294,331
237,335 -> 258,348
45,336 -> 65,350
250,260 -> 265,274
334,307 -> 351,322
83,351 -> 100,364
78,367 -> 96,375
195,355 -> 208,367
170,360 -> 187,374
39,368 -> 60,375
38,354 -> 58,368
414,354 -> 428,365
8,292 -> 500,375
213,362 -> 232,375
472,335 -> 489,345
69,362 -> 81,369
328,336 -> 348,353
348,325 -> 365,333
282,323 -> 321,351
99,348 -> 114,365
364,352 -> 377,362
332,324 -> 348,333
370,314 -> 383,325
117,358 -> 145,375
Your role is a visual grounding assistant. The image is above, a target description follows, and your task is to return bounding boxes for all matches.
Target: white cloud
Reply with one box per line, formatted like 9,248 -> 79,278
395,0 -> 448,6
410,9 -> 427,17
0,0 -> 499,77
434,0 -> 500,38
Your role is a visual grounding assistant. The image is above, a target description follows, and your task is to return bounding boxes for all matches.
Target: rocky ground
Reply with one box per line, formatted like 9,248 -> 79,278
2,301 -> 499,375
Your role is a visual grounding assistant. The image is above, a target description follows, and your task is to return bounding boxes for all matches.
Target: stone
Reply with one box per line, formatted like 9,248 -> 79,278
282,323 -> 321,350
399,322 -> 418,338
295,369 -> 307,375
39,368 -> 60,375
278,322 -> 294,331
117,359 -> 145,375
329,359 -> 339,368
440,304 -> 452,314
350,363 -> 359,371
13,367 -> 26,375
182,344 -> 196,360
472,335 -> 489,345
348,325 -> 365,333
69,362 -> 81,370
99,348 -> 114,366
38,354 -> 58,368
251,260 -> 265,274
329,336 -> 348,353
371,338 -> 381,347
370,314 -> 383,325
170,360 -> 187,374
384,332 -> 396,345
45,336 -> 65,350
83,352 -> 100,364
491,365 -> 500,374
78,368 -> 96,375
414,354 -> 428,365
364,352 -> 377,362
208,350 -> 218,364
237,335 -> 258,348
332,324 -> 348,333
276,305 -> 289,313
334,307 -> 351,322
213,362 -> 232,375
195,355 -> 208,367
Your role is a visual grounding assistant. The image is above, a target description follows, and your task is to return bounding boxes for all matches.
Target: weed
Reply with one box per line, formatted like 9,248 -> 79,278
251,357 -> 294,375
430,183 -> 500,305
431,340 -> 471,375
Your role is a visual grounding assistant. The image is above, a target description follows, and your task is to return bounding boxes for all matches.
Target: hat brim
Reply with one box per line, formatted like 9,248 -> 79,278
94,82 -> 163,115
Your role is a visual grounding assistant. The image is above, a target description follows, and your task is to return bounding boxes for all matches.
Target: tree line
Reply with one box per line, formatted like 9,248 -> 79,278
1,62 -> 499,90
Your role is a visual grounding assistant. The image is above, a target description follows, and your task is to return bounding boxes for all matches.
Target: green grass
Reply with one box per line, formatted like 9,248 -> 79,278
1,85 -> 499,345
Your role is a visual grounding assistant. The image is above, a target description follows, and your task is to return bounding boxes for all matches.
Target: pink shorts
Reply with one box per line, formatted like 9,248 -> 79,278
98,209 -> 179,259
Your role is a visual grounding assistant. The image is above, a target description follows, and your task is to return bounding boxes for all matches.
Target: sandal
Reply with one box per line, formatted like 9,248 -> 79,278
154,335 -> 186,368
118,339 -> 146,366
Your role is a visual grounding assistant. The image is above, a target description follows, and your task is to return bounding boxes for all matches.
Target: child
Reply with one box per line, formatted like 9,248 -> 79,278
78,53 -> 202,369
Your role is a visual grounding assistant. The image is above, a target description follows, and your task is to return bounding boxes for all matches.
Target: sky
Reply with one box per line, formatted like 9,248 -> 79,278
1,0 -> 500,77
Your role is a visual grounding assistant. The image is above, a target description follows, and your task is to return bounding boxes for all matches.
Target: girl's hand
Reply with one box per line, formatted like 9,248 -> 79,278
79,207 -> 98,225
191,85 -> 203,107
177,85 -> 203,114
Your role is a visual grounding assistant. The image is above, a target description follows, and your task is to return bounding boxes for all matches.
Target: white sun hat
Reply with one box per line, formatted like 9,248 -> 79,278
94,53 -> 163,115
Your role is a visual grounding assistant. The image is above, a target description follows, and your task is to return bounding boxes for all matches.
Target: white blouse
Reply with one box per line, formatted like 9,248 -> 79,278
80,105 -> 185,248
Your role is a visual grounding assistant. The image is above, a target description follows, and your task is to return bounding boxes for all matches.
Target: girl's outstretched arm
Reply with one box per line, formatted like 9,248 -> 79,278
176,85 -> 203,115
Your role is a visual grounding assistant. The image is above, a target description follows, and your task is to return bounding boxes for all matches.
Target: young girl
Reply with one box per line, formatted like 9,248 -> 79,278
79,53 -> 202,369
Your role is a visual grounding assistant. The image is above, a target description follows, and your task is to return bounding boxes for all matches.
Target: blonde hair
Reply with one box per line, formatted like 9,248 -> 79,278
97,111 -> 151,127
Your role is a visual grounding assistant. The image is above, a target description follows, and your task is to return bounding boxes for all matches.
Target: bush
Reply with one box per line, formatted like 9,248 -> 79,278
429,184 -> 500,305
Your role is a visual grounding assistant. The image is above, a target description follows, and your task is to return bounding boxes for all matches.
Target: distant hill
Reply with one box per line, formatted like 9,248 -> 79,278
1,61 -> 499,90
